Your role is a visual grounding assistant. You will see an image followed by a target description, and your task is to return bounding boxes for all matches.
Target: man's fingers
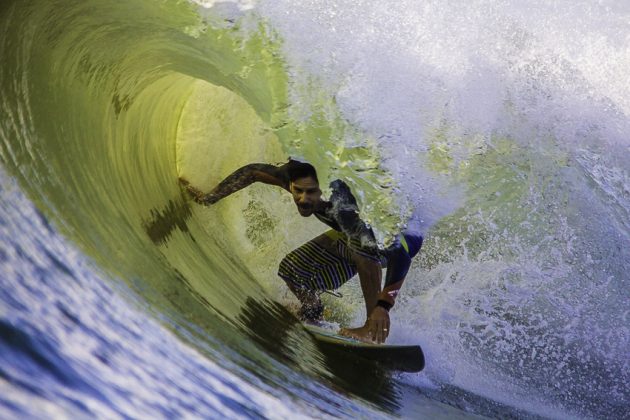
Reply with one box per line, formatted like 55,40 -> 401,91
366,317 -> 390,344
179,180 -> 201,200
376,319 -> 389,344
369,321 -> 378,343
184,185 -> 207,204
375,320 -> 385,344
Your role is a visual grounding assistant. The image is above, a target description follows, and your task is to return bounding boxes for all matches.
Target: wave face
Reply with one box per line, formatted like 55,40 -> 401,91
1,0 -> 628,418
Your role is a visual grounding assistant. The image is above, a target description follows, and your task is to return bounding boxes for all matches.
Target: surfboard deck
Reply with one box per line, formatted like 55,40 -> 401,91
304,324 -> 425,373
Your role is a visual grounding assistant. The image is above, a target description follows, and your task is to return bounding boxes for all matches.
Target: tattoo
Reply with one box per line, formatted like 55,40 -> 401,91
179,163 -> 287,206
208,166 -> 257,201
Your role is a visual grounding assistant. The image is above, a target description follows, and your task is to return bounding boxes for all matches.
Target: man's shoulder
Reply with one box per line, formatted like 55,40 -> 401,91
327,179 -> 378,248
329,179 -> 358,209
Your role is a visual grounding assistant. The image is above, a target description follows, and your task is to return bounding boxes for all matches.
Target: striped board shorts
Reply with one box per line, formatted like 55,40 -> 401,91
278,230 -> 381,291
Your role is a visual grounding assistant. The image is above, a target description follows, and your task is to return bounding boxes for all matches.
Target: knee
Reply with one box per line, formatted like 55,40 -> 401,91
278,251 -> 306,290
278,253 -> 290,273
278,248 -> 299,274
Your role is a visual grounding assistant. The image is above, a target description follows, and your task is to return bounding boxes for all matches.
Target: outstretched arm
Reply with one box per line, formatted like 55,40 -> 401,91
180,163 -> 288,205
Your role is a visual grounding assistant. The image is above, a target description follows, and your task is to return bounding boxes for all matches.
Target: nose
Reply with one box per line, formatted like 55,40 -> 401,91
296,192 -> 307,203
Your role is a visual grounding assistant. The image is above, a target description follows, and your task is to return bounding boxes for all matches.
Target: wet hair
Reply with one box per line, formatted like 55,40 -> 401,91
286,160 -> 319,183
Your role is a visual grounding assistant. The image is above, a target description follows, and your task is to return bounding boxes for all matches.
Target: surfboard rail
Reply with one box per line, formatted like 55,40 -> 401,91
304,325 -> 425,373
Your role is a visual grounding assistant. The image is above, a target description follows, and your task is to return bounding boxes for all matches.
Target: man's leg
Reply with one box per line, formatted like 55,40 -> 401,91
278,231 -> 356,322
284,281 -> 324,322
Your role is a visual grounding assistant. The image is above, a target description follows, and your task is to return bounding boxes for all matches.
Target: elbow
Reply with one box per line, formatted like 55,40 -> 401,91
243,163 -> 277,184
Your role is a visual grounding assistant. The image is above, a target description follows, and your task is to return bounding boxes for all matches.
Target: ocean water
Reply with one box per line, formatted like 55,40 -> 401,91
1,0 -> 628,418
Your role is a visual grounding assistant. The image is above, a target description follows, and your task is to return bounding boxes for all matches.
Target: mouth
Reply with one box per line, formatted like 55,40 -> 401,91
297,205 -> 313,215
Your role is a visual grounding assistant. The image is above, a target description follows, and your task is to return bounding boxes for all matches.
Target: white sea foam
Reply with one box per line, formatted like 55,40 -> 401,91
192,0 -> 257,11
254,0 -> 630,207
250,1 -> 630,416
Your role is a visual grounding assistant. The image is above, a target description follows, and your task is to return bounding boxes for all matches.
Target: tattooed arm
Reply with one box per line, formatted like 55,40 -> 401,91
180,163 -> 289,205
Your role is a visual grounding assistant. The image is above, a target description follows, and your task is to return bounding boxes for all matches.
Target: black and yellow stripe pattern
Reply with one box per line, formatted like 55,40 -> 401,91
278,230 -> 380,291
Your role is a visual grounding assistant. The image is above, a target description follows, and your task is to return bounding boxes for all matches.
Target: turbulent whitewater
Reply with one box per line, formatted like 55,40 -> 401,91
1,0 -> 628,418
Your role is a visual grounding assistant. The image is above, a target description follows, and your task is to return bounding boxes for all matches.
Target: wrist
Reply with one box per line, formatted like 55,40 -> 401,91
202,193 -> 219,205
376,299 -> 393,312
377,290 -> 396,304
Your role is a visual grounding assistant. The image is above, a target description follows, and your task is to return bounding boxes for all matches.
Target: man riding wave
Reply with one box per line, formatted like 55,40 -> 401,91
180,159 -> 422,344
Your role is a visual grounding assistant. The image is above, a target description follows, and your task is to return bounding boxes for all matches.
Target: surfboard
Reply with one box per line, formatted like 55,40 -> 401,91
304,324 -> 425,373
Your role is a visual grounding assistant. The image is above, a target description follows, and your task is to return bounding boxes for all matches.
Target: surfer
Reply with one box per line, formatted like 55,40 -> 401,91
179,159 -> 422,344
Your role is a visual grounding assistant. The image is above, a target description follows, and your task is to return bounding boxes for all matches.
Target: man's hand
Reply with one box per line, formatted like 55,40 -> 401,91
179,178 -> 219,205
339,306 -> 390,344
366,306 -> 390,344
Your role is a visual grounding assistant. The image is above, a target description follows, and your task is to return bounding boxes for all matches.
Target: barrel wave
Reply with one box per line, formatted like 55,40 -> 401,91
1,0 -> 628,419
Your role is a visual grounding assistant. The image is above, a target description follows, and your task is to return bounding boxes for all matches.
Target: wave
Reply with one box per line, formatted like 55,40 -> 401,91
0,0 -> 628,418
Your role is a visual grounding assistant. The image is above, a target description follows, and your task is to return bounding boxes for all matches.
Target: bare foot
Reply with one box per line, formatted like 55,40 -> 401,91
339,325 -> 375,343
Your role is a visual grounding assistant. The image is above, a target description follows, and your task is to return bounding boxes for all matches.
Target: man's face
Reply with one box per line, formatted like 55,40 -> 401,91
290,176 -> 322,217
